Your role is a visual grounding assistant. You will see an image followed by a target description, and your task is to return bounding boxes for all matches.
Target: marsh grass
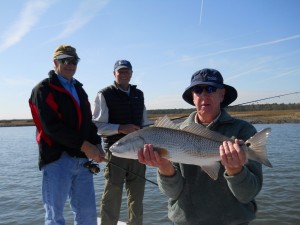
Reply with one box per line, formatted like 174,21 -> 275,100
0,110 -> 299,127
148,109 -> 300,124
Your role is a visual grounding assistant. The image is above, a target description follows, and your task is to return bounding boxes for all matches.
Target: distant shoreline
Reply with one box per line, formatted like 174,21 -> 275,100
0,119 -> 34,127
1,109 -> 300,127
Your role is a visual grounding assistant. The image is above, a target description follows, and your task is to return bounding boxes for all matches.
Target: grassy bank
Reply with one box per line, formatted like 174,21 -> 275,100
1,109 -> 299,127
0,119 -> 34,127
230,109 -> 300,124
148,109 -> 300,124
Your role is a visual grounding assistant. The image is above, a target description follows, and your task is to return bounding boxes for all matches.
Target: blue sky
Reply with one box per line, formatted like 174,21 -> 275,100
1,0 -> 300,120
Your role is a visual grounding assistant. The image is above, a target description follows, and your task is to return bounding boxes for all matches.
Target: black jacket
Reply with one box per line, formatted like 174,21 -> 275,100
29,70 -> 100,169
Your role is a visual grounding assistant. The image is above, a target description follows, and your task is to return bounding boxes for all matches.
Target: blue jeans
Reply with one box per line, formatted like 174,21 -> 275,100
42,152 -> 97,225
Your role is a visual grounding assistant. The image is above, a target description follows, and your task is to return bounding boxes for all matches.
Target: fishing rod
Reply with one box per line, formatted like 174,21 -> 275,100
228,91 -> 300,107
143,91 -> 300,126
85,158 -> 158,186
88,91 -> 299,185
103,158 -> 158,186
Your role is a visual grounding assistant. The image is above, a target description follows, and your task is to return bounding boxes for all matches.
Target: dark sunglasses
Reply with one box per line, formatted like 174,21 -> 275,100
193,85 -> 218,95
58,58 -> 79,66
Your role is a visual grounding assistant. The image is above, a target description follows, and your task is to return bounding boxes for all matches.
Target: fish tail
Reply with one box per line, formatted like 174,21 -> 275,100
245,128 -> 273,168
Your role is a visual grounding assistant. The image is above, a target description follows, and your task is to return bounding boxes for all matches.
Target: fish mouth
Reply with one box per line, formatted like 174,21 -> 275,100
109,142 -> 124,153
109,144 -> 117,152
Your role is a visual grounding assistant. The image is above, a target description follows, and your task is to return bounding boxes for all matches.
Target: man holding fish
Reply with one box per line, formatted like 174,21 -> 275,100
135,68 -> 271,225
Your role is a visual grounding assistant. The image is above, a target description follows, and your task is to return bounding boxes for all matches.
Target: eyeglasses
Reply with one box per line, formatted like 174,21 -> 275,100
58,58 -> 79,66
192,85 -> 218,95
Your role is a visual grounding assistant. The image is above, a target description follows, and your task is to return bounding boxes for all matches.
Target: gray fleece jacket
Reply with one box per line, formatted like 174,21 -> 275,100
158,110 -> 262,225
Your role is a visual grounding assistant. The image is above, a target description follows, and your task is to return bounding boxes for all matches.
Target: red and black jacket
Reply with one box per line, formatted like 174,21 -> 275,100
29,70 -> 100,169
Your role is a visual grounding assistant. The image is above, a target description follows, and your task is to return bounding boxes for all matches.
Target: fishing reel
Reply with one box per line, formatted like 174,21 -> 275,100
84,160 -> 100,175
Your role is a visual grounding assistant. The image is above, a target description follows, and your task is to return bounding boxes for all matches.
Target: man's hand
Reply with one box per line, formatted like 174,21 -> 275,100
81,141 -> 105,163
138,144 -> 175,176
219,139 -> 247,176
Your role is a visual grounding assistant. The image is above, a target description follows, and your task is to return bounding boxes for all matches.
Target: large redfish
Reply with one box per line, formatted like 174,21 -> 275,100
109,116 -> 272,180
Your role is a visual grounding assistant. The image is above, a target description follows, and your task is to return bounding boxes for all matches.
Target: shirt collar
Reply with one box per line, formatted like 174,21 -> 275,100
114,81 -> 131,95
194,112 -> 221,128
56,73 -> 76,85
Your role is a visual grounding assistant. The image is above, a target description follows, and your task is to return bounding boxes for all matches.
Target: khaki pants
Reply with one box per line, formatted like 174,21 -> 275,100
100,154 -> 146,225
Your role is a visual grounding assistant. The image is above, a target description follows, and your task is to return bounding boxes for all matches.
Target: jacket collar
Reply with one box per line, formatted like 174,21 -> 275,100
48,70 -> 83,87
189,109 -> 235,127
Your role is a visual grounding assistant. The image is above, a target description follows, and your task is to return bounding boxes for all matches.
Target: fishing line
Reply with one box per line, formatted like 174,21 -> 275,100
102,158 -> 158,186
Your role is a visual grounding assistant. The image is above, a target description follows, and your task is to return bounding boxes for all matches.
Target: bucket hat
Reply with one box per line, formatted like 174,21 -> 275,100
182,68 -> 237,108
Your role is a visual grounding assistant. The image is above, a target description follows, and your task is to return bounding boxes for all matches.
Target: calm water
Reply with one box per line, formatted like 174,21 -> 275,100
0,124 -> 299,225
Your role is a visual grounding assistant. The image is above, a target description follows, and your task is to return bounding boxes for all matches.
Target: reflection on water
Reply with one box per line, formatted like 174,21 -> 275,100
0,124 -> 299,225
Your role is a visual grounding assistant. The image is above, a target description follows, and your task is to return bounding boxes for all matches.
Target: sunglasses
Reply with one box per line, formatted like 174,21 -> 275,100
192,85 -> 218,95
58,58 -> 79,66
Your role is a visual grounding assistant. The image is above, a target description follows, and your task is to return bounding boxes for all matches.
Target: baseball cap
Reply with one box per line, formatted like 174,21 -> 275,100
53,45 -> 80,60
114,60 -> 132,71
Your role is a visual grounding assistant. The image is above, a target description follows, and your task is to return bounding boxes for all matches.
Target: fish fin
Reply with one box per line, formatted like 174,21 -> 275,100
181,123 -> 230,142
201,162 -> 221,180
153,147 -> 171,159
154,115 -> 180,130
245,128 -> 273,168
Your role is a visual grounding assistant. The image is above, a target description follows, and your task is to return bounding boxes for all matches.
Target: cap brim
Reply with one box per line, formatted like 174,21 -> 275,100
115,66 -> 132,71
55,54 -> 79,60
